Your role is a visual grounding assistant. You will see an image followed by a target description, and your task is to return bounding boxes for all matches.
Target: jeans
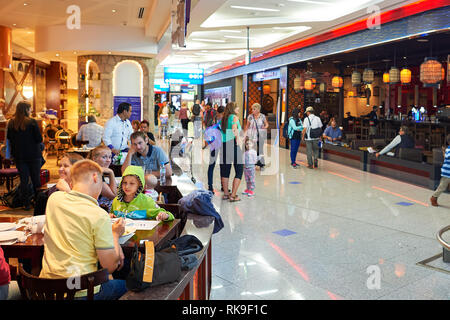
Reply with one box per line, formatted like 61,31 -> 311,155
75,279 -> 127,300
0,284 -> 8,300
16,159 -> 42,206
432,176 -> 450,198
305,140 -> 319,166
207,149 -> 218,188
290,139 -> 301,164
194,118 -> 202,139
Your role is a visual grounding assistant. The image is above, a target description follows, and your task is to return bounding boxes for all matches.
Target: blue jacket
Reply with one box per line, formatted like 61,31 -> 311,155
178,189 -> 224,234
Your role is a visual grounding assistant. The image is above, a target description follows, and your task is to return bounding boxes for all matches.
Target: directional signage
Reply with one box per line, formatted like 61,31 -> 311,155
164,67 -> 204,85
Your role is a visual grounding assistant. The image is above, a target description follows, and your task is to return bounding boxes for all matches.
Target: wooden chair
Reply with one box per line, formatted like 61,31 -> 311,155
17,264 -> 109,300
43,125 -> 58,156
55,129 -> 72,165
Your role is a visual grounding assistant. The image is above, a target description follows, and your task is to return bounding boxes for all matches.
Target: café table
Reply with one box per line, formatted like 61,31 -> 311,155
0,216 -> 180,278
68,147 -> 94,158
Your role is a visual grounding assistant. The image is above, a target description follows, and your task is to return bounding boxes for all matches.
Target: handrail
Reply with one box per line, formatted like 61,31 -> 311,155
437,225 -> 450,250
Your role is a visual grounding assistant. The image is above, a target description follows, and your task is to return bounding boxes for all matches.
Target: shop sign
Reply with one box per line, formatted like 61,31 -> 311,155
253,69 -> 281,82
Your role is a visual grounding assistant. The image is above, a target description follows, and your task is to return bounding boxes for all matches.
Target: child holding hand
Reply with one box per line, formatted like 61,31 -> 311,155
243,137 -> 257,197
111,165 -> 173,221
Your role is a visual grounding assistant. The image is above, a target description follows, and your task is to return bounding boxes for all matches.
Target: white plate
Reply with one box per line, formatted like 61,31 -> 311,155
0,223 -> 16,232
0,231 -> 25,242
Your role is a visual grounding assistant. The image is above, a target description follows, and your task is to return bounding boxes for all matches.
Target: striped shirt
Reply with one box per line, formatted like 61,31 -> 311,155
441,147 -> 450,178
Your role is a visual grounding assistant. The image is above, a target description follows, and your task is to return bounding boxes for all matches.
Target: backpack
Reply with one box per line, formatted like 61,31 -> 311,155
0,183 -> 33,208
160,235 -> 204,270
126,241 -> 181,292
282,119 -> 291,139
192,104 -> 201,116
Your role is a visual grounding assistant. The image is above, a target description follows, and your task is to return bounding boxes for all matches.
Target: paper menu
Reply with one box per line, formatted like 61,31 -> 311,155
111,218 -> 161,230
132,220 -> 161,230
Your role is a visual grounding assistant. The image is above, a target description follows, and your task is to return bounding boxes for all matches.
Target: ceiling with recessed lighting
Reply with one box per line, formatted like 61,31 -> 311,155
0,0 -> 419,82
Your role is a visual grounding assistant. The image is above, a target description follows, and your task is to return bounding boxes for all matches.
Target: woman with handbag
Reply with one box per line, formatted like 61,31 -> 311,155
244,103 -> 269,169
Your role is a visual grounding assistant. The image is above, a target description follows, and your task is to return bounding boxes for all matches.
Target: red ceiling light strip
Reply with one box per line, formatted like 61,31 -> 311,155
209,0 -> 448,76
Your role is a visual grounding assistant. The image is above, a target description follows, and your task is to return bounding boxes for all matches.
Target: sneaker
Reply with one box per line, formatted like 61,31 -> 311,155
291,163 -> 298,169
242,189 -> 249,195
247,190 -> 254,197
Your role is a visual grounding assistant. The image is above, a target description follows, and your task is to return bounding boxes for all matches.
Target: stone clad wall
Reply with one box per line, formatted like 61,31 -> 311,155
77,55 -> 157,131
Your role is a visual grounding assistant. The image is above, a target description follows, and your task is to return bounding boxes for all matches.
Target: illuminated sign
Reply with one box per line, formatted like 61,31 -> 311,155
252,69 -> 281,82
164,67 -> 204,85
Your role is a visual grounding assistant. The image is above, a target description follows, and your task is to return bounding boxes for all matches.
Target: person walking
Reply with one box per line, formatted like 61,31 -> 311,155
204,106 -> 224,192
302,106 -> 323,169
220,102 -> 244,202
178,101 -> 190,136
244,103 -> 269,169
430,134 -> 450,206
7,101 -> 43,209
288,107 -> 303,168
191,99 -> 203,139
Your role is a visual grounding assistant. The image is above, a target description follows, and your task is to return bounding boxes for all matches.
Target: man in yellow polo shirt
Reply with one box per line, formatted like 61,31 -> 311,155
40,159 -> 127,300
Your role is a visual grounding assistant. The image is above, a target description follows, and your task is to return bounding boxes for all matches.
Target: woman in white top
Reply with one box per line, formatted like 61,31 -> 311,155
244,103 -> 269,168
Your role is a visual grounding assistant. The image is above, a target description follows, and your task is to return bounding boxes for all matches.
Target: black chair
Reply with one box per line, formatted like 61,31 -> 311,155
398,148 -> 423,163
351,139 -> 373,150
17,263 -> 109,300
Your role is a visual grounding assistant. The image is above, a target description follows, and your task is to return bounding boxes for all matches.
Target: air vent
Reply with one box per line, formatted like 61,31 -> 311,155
138,7 -> 145,19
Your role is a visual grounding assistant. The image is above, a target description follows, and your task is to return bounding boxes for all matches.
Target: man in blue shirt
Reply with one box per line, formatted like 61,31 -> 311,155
430,134 -> 450,206
121,131 -> 171,179
322,119 -> 342,144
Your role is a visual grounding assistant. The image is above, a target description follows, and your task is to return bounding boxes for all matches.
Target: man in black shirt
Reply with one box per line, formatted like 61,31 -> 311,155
139,120 -> 156,145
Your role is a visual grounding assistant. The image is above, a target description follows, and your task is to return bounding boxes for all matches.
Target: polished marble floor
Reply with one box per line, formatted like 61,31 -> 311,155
188,142 -> 450,300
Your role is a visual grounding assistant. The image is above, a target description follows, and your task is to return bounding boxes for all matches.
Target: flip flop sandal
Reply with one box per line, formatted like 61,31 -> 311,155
222,195 -> 230,200
229,195 -> 241,202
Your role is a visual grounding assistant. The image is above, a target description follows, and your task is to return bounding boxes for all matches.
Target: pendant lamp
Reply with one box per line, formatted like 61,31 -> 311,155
389,67 -> 400,84
400,68 -> 411,84
332,76 -> 343,88
420,57 -> 442,87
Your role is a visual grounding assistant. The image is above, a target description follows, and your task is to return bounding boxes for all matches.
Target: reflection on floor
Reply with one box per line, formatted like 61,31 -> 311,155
188,143 -> 450,300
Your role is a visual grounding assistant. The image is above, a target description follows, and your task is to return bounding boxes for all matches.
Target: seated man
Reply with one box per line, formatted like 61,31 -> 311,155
76,115 -> 104,148
40,159 -> 127,300
376,125 -> 414,158
323,119 -> 342,144
139,120 -> 156,145
122,131 -> 172,179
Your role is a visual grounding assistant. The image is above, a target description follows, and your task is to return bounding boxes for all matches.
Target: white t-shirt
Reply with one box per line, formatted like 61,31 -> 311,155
302,114 -> 323,140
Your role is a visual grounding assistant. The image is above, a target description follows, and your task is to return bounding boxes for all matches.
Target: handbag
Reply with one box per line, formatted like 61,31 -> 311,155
307,116 -> 322,139
126,241 -> 181,292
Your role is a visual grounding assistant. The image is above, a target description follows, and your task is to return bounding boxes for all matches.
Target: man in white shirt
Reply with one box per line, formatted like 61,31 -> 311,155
76,115 -> 104,148
302,106 -> 323,169
103,102 -> 133,157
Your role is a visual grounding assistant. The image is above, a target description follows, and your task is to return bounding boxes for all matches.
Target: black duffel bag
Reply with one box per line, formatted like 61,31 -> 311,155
126,241 -> 181,292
